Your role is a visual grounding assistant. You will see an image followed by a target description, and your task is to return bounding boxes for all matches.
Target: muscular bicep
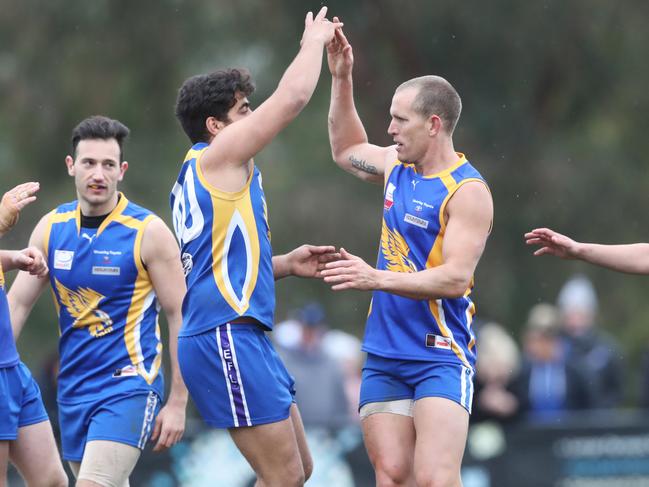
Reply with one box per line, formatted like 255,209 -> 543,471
441,182 -> 493,280
334,143 -> 397,184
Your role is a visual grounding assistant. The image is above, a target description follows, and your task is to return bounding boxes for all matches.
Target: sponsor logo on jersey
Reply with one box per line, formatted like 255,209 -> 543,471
181,252 -> 193,276
92,266 -> 121,276
411,179 -> 419,191
426,334 -> 452,350
53,250 -> 74,270
113,365 -> 138,378
404,213 -> 429,229
81,232 -> 96,243
384,183 -> 396,211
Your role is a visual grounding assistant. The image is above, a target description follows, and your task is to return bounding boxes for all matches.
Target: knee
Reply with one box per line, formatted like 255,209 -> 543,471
38,468 -> 68,487
373,456 -> 412,487
415,467 -> 460,487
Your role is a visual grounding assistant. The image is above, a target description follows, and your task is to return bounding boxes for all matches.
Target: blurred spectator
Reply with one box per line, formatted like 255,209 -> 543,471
276,303 -> 351,429
471,322 -> 521,424
322,329 -> 363,422
515,303 -> 591,422
557,274 -> 625,408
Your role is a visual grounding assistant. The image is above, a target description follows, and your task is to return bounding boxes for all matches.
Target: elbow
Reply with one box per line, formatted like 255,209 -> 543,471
441,274 -> 472,299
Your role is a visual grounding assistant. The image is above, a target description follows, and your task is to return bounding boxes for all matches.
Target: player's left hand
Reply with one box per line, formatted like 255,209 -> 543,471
0,182 -> 40,233
321,247 -> 380,291
151,400 -> 186,452
287,244 -> 340,278
13,246 -> 48,277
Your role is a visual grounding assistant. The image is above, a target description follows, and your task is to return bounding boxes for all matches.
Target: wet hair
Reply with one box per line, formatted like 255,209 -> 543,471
175,68 -> 256,144
71,115 -> 130,161
396,75 -> 462,135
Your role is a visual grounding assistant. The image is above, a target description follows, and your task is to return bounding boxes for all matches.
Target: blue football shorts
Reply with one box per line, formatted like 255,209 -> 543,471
359,353 -> 475,414
178,323 -> 295,428
0,362 -> 49,440
58,390 -> 160,462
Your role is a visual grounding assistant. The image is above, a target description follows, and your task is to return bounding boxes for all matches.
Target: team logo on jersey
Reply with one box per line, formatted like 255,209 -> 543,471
426,334 -> 452,350
404,213 -> 429,229
54,278 -> 114,337
381,220 -> 417,273
384,183 -> 396,211
53,250 -> 74,270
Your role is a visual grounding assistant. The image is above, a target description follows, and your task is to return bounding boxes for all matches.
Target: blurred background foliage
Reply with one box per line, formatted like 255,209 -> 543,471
3,0 -> 649,401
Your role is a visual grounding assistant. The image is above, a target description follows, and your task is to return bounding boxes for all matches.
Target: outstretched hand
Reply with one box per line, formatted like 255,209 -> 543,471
0,182 -> 40,235
327,19 -> 353,78
302,6 -> 343,47
524,227 -> 580,259
286,244 -> 340,278
321,247 -> 379,291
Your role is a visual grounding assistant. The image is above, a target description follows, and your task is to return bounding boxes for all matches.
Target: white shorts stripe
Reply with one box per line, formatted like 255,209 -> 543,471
138,391 -> 158,449
216,327 -> 239,427
226,324 -> 252,426
460,365 -> 467,408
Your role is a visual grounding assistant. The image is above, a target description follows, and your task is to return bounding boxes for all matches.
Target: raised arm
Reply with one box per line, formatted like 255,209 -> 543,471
327,25 -> 395,184
8,213 -> 51,339
322,182 -> 493,299
202,8 -> 342,170
525,227 -> 649,274
140,217 -> 188,451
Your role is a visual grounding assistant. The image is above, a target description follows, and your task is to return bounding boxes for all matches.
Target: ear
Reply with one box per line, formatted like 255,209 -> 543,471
206,116 -> 226,136
65,155 -> 75,176
428,115 -> 443,137
118,161 -> 129,182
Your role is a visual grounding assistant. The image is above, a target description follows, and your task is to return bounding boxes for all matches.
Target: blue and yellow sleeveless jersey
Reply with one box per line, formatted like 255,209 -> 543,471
0,261 -> 20,368
364,154 -> 488,369
170,143 -> 275,336
44,195 -> 164,404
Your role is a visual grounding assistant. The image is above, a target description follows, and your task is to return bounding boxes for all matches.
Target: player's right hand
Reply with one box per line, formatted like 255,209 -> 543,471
13,246 -> 48,278
301,6 -> 343,47
327,19 -> 354,78
0,182 -> 40,234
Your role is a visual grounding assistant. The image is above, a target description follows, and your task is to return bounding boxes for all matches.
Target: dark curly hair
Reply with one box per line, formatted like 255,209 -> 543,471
175,68 -> 256,144
71,115 -> 130,161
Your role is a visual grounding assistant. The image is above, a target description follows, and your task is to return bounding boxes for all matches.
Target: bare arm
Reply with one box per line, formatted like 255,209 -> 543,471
525,227 -> 649,274
201,8 -> 342,172
140,217 -> 188,451
8,213 -> 50,339
322,182 -> 493,299
327,26 -> 395,184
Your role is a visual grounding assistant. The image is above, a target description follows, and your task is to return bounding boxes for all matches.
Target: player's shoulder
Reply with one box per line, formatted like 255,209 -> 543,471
53,200 -> 78,214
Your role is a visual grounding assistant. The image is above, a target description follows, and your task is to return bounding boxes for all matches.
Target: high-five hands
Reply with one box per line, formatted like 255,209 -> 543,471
302,6 -> 344,47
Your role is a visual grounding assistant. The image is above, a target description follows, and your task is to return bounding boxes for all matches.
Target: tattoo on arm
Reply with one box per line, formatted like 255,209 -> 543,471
349,155 -> 378,175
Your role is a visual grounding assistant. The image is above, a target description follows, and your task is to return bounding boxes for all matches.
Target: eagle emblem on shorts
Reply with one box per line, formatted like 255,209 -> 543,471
381,219 -> 417,273
54,278 -> 114,337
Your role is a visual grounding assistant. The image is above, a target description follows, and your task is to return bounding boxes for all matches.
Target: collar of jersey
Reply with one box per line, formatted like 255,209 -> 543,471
74,192 -> 129,237
404,152 -> 467,179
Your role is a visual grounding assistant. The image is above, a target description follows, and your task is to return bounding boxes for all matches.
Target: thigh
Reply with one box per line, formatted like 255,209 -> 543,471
0,364 -> 26,442
412,397 -> 468,487
77,440 -> 140,487
0,441 -> 8,487
229,413 -> 304,484
361,412 -> 416,486
288,404 -> 313,479
9,421 -> 67,486
179,325 -> 294,428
